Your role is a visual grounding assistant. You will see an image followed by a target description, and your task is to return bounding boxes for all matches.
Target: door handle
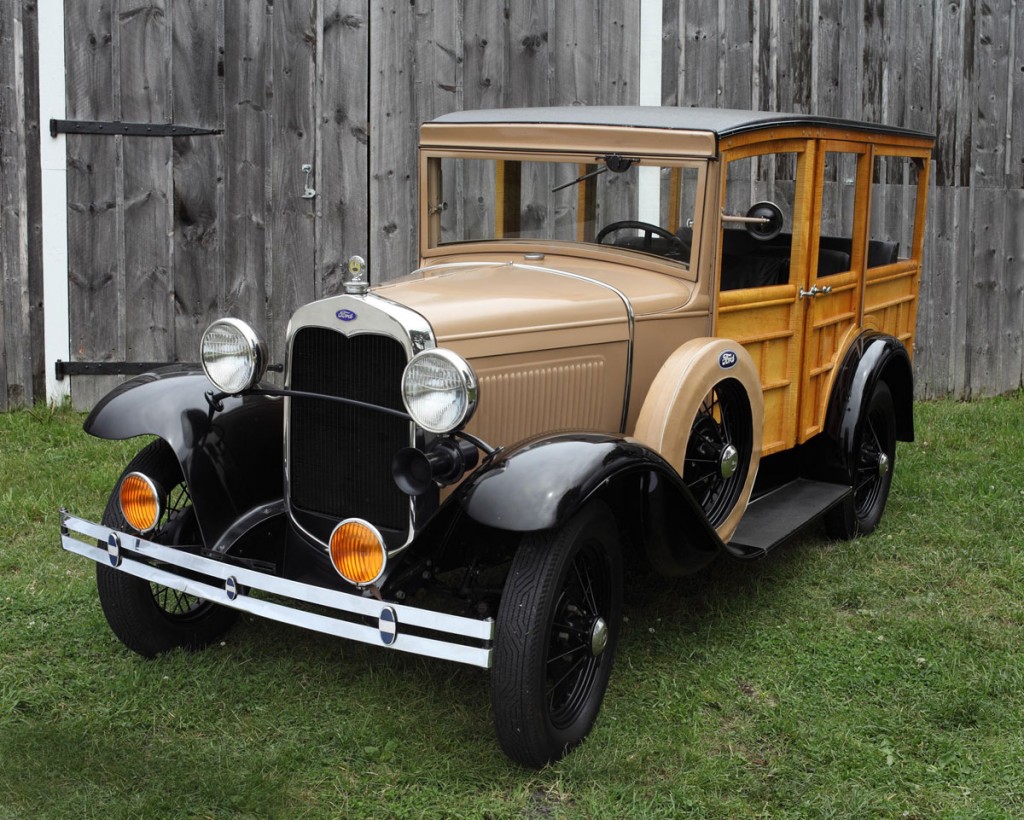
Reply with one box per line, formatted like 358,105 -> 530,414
799,284 -> 833,299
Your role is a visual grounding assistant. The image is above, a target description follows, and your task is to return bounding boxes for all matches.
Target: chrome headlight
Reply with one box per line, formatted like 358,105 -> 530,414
401,349 -> 478,434
200,318 -> 268,394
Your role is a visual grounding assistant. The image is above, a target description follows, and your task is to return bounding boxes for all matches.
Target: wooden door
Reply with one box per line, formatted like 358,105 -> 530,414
796,142 -> 872,441
714,140 -> 816,457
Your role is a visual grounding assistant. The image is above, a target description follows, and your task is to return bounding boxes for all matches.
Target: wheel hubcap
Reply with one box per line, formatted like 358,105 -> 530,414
719,444 -> 739,479
877,451 -> 890,478
589,617 -> 609,656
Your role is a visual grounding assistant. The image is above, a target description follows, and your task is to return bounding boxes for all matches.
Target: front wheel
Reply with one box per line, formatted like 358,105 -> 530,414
96,440 -> 238,658
825,381 -> 897,539
490,503 -> 623,768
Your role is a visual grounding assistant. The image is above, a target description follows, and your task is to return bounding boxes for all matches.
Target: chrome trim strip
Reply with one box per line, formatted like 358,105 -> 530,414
61,513 -> 493,668
282,292 -> 438,558
414,261 -> 636,432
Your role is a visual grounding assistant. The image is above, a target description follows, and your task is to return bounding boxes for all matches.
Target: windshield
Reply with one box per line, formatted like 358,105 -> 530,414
425,154 -> 704,268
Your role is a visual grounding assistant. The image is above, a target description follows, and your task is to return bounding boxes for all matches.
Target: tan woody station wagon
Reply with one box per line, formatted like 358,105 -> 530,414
60,107 -> 934,767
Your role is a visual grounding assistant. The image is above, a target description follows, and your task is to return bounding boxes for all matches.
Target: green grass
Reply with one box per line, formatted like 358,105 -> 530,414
1,395 -> 1022,818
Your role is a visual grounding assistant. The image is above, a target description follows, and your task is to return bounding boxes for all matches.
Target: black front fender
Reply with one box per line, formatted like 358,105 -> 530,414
84,366 -> 284,551
453,433 -> 724,572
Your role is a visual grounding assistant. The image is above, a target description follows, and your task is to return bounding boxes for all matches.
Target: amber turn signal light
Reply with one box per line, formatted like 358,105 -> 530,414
329,519 -> 386,586
118,472 -> 162,533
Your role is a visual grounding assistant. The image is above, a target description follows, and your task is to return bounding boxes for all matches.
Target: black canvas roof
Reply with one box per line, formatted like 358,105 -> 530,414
429,106 -> 933,141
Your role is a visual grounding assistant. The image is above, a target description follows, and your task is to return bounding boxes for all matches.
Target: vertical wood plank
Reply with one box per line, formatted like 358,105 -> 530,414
973,0 -> 1010,187
318,1 -> 369,296
754,0 -> 772,111
65,0 -> 120,409
21,0 -> 44,402
957,0 -> 976,187
967,188 -> 1003,397
837,0 -> 865,119
463,0 -> 509,111
776,0 -> 811,112
904,0 -> 934,132
814,0 -> 841,117
171,0 -> 224,363
506,0 -> 551,106
269,0 -> 317,365
596,1 -> 638,105
369,0 -> 416,279
861,0 -> 884,124
661,0 -> 681,105
121,0 -> 173,373
223,0 -> 269,331
1000,189 -> 1024,393
0,0 -> 31,407
720,0 -> 753,110
933,0 -> 963,187
683,0 -> 719,107
553,1 -> 597,105
883,0 -> 908,131
1009,0 -> 1023,188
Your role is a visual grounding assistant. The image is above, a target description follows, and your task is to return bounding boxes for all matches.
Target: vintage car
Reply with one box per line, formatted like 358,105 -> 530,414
60,107 -> 933,767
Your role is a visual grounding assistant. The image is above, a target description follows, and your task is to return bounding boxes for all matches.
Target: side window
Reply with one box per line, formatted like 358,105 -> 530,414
817,151 -> 861,276
868,155 -> 922,267
720,152 -> 800,291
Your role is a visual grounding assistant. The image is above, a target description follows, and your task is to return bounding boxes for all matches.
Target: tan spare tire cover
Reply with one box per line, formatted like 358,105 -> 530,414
633,338 -> 764,542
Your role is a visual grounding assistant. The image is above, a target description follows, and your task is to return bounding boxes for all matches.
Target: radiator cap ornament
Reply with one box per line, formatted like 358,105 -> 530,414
344,255 -> 369,295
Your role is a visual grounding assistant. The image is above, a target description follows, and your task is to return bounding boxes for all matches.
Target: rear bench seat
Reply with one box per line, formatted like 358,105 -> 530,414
718,230 -> 899,291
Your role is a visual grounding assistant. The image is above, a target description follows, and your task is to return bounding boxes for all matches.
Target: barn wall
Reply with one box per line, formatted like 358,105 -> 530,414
1,1 -> 1021,406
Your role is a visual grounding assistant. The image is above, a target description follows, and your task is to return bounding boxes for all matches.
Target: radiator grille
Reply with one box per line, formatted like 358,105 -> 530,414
288,327 -> 409,533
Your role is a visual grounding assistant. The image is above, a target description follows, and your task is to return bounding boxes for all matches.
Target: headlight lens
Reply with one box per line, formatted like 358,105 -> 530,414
119,472 -> 162,533
329,519 -> 387,586
200,318 -> 268,394
401,349 -> 478,434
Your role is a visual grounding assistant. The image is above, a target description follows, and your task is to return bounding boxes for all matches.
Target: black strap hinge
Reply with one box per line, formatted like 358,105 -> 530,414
54,360 -> 200,380
50,119 -> 222,138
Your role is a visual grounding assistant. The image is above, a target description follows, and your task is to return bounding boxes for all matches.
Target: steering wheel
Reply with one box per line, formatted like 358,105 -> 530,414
595,220 -> 689,259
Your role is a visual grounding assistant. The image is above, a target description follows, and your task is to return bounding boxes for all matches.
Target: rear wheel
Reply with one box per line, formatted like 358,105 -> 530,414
490,503 -> 623,767
96,440 -> 237,658
825,381 -> 897,539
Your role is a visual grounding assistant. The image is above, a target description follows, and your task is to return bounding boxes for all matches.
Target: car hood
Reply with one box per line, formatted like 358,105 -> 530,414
373,261 -> 630,357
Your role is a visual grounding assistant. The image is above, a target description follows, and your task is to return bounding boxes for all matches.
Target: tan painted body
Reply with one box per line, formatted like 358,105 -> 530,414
370,108 -> 933,537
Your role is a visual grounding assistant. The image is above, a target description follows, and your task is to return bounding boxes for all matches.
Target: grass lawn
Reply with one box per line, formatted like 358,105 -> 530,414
1,394 -> 1022,818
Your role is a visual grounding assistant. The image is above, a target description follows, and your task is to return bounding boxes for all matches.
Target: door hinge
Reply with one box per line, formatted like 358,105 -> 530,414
50,119 -> 222,138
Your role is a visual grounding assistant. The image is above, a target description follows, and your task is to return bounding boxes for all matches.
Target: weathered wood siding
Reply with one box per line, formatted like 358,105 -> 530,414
0,1 -> 1021,406
0,0 -> 42,410
662,0 -> 1024,398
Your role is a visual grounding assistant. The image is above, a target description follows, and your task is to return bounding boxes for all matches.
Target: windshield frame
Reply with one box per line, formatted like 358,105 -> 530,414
418,147 -> 709,282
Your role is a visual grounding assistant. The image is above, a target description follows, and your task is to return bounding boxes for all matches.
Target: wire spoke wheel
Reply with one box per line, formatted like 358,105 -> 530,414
683,379 -> 753,528
545,543 -> 612,729
826,381 -> 897,540
491,503 -> 623,768
96,440 -> 237,657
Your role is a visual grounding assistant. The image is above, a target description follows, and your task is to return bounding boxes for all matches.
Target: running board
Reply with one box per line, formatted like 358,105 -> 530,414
728,479 -> 851,556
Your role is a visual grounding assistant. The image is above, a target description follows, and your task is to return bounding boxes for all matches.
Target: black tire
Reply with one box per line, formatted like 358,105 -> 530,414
96,440 -> 237,658
825,381 -> 897,540
490,503 -> 623,768
683,378 -> 754,529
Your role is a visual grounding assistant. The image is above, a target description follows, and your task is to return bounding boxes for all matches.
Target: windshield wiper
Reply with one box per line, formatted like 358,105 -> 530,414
551,154 -> 637,192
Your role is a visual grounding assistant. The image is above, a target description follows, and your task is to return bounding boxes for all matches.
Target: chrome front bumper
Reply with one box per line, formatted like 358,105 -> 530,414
60,511 -> 494,668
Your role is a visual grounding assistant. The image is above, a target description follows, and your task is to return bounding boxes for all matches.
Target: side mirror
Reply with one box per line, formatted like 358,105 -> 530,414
745,201 -> 784,242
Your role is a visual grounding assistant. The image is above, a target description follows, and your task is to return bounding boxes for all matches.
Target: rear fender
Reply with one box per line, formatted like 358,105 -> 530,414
823,333 -> 914,480
84,366 -> 284,552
